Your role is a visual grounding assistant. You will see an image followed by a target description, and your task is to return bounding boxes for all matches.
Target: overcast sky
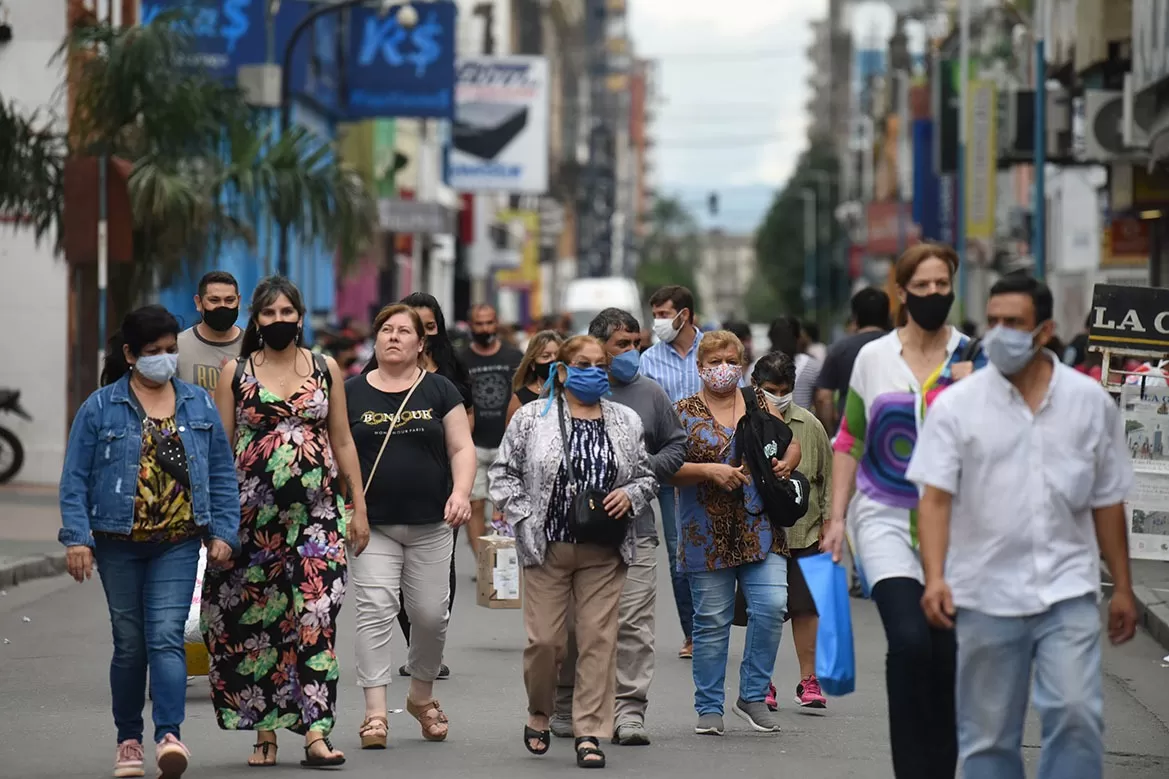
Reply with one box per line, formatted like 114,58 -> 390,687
629,0 -> 902,228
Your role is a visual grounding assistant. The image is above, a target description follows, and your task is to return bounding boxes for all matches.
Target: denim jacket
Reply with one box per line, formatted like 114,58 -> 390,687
58,374 -> 241,551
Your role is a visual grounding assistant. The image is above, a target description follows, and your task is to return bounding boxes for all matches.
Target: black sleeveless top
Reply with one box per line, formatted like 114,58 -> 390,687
515,386 -> 540,406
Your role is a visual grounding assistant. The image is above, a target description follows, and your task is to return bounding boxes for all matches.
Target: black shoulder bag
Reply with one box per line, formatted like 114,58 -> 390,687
555,393 -> 626,547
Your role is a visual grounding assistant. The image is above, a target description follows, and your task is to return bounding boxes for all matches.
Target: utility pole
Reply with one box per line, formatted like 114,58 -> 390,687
1033,0 -> 1048,279
957,0 -> 970,318
802,189 -> 817,320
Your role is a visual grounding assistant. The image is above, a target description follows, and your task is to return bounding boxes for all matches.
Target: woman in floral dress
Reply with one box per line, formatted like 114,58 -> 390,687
206,276 -> 370,768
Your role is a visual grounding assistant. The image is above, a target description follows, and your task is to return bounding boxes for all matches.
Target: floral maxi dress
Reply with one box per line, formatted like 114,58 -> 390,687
202,357 -> 348,736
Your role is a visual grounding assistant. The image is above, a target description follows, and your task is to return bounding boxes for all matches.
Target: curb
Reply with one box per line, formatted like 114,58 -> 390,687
1101,568 -> 1169,652
0,553 -> 68,589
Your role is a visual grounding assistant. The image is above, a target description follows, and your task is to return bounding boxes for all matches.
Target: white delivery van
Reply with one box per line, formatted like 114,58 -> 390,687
561,277 -> 645,336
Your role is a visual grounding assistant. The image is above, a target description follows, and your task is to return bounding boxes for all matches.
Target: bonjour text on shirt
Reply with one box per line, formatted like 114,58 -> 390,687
905,354 -> 1134,618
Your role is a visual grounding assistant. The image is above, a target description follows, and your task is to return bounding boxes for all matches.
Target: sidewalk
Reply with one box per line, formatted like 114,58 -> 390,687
0,484 -> 65,588
1106,558 -> 1169,653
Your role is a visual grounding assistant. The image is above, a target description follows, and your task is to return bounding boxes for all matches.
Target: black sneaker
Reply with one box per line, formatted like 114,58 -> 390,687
398,664 -> 451,680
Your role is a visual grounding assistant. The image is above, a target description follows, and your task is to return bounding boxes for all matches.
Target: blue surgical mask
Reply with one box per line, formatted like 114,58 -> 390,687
135,353 -> 179,384
609,350 -> 641,384
564,365 -> 611,405
983,324 -> 1042,376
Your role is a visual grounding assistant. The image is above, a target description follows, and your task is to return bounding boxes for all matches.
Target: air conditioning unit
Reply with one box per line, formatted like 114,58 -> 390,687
1083,86 -> 1152,162
1122,72 -> 1153,153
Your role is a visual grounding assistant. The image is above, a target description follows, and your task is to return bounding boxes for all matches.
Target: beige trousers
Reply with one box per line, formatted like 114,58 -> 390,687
522,542 -> 626,739
555,536 -> 657,727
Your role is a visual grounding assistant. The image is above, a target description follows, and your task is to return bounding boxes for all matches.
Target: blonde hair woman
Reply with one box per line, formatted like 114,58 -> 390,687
489,336 -> 657,769
505,330 -> 564,426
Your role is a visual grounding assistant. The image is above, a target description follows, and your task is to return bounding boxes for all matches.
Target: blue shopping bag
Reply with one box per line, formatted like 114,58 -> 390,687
797,552 -> 856,696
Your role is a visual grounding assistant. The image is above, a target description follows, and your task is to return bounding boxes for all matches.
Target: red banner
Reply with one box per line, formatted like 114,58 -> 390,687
866,202 -> 920,256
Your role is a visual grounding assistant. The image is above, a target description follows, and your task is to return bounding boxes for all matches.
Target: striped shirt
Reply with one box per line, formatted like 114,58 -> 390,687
639,329 -> 705,403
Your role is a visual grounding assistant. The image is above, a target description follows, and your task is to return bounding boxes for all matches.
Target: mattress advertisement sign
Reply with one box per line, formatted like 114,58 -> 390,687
449,56 -> 549,193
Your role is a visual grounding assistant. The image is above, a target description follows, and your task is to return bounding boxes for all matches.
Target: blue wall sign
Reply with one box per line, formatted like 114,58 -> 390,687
346,2 -> 457,119
140,0 -> 263,82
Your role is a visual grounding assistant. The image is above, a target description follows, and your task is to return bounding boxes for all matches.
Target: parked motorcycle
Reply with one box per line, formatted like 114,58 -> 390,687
0,389 -> 32,484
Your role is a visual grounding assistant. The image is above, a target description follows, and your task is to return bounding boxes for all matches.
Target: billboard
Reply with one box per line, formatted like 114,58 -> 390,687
449,56 -> 549,193
965,80 -> 998,241
346,1 -> 458,119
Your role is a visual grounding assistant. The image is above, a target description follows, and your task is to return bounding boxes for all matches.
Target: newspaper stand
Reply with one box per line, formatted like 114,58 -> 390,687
1088,283 -> 1169,561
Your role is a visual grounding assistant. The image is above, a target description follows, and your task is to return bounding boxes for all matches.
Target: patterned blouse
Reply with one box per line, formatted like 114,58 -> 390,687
130,416 -> 198,542
546,417 -> 618,543
674,395 -> 785,573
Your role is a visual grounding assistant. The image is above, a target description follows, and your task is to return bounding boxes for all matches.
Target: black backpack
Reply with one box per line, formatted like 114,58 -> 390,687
734,387 -> 811,529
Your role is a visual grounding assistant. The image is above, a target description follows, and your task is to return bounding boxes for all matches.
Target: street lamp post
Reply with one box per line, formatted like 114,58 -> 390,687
1033,0 -> 1048,280
957,0 -> 970,318
805,170 -> 831,323
276,0 -> 414,276
801,189 -> 818,319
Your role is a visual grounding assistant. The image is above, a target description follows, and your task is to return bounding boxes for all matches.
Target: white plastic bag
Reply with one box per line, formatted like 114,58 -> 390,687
183,546 -> 207,645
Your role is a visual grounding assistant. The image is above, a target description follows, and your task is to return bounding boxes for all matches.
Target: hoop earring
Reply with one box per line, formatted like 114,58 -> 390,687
296,327 -> 302,346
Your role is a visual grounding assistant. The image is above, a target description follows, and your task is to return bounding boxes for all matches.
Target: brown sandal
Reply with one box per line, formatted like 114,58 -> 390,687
359,716 -> 388,749
406,697 -> 449,742
248,739 -> 278,767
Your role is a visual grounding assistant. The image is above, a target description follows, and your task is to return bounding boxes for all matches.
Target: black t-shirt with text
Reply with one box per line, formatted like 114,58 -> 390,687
815,330 -> 887,420
460,343 -> 523,448
345,372 -> 464,526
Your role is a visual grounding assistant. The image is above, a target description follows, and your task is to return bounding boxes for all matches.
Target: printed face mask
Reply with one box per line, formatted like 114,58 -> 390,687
700,363 -> 743,393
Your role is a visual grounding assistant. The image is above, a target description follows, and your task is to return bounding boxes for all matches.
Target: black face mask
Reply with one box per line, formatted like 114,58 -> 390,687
533,360 -> 553,381
259,320 -> 299,351
904,291 -> 954,332
201,306 -> 238,333
472,331 -> 496,347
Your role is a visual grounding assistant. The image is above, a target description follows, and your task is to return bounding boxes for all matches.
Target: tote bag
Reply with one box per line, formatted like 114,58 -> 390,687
796,552 -> 856,696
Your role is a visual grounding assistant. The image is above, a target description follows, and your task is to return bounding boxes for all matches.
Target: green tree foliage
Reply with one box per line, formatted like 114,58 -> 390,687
636,194 -> 703,313
754,137 -> 843,320
0,12 -> 376,303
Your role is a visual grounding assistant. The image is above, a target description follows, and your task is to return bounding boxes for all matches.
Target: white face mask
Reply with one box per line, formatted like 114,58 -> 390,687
652,313 -> 683,344
763,388 -> 793,411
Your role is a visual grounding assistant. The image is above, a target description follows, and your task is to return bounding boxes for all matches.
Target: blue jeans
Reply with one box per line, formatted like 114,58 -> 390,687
94,536 -> 202,744
689,554 -> 788,716
658,487 -> 693,640
956,594 -> 1104,779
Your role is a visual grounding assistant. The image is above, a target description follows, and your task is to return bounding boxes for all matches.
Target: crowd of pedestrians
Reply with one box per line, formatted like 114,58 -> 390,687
58,243 -> 1139,779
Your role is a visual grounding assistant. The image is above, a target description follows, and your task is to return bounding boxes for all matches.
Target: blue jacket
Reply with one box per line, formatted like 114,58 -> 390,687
58,374 -> 241,551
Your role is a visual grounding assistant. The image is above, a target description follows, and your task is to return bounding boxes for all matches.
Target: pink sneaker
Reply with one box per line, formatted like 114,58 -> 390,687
114,740 -> 145,778
795,675 -> 828,710
155,734 -> 190,779
765,681 -> 778,712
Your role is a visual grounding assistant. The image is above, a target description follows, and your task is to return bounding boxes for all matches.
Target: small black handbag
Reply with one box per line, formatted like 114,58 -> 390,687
555,394 -> 626,548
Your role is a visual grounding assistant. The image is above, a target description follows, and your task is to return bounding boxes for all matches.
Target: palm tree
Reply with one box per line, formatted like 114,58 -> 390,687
0,12 -> 376,310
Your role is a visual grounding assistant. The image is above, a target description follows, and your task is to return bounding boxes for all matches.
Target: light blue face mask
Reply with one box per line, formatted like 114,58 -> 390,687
135,353 -> 178,384
983,324 -> 1043,376
609,349 -> 641,384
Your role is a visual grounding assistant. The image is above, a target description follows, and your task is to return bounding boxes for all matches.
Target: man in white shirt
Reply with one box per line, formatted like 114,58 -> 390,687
907,274 -> 1138,779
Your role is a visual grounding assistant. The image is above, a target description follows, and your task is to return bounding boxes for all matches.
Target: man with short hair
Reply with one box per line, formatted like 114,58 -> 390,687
459,303 -> 523,556
176,271 -> 243,391
909,274 -> 1137,779
551,308 -> 686,744
639,284 -> 703,658
814,288 -> 891,434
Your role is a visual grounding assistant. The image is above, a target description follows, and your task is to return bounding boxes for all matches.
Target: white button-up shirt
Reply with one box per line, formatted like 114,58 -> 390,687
906,353 -> 1133,617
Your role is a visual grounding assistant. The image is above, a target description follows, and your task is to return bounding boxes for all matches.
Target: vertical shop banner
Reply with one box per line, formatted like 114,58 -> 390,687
938,174 -> 956,247
965,80 -> 998,241
449,56 -> 550,193
933,59 -> 959,175
912,119 -> 939,240
494,210 -> 542,320
346,1 -> 457,119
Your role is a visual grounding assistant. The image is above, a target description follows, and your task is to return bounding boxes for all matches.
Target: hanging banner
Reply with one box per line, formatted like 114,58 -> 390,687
965,80 -> 998,241
450,56 -> 550,193
346,1 -> 458,119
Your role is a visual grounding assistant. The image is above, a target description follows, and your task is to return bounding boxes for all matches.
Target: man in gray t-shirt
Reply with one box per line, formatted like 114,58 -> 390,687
176,271 -> 243,392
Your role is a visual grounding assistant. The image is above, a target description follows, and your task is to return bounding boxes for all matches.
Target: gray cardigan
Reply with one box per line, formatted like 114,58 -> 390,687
487,394 -> 658,567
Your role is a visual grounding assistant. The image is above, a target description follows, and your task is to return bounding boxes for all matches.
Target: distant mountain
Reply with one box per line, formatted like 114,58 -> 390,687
662,184 -> 780,235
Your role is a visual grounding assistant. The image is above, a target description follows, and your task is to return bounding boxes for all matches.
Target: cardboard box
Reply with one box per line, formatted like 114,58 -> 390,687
477,534 -> 522,609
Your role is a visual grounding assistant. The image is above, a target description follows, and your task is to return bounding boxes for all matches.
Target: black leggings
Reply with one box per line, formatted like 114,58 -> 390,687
397,526 -> 458,646
870,577 -> 958,779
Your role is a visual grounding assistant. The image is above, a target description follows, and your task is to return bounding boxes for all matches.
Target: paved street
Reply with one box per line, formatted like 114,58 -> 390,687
2,537 -> 1168,779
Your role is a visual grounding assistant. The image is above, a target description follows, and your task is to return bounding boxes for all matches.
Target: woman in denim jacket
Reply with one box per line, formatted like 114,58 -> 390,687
58,305 -> 240,779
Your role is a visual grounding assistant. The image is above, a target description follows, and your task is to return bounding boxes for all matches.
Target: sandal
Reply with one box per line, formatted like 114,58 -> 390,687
300,736 -> 345,769
248,740 -> 278,767
524,725 -> 551,755
359,716 -> 388,750
575,736 -> 606,769
406,697 -> 449,742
